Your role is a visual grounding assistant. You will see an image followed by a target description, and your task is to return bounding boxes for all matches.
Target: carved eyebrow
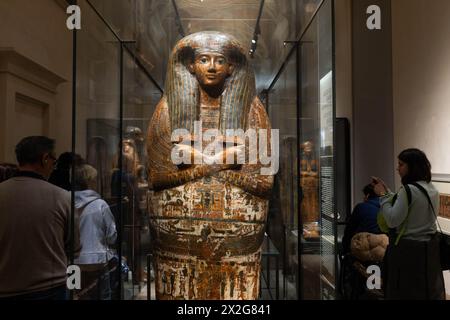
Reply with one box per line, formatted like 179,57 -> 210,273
196,53 -> 226,58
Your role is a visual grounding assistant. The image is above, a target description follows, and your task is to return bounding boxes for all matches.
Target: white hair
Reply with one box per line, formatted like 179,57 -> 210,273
74,164 -> 98,189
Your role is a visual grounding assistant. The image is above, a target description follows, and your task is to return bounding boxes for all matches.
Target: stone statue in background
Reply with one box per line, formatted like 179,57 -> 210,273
146,32 -> 274,300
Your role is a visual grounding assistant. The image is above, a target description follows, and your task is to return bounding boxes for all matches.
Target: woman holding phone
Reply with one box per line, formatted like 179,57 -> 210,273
372,148 -> 445,300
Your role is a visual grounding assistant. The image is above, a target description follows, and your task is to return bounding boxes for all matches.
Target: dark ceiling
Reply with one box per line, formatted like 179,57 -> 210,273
86,0 -> 321,95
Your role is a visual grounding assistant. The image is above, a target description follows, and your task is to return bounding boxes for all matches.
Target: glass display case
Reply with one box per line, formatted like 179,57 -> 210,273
266,0 -> 336,300
299,0 -> 336,299
73,0 -> 162,300
73,1 -> 121,300
266,46 -> 298,300
70,0 -> 336,300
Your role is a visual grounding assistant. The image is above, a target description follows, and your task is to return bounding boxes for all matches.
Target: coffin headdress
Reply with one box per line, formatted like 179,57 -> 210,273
165,31 -> 256,135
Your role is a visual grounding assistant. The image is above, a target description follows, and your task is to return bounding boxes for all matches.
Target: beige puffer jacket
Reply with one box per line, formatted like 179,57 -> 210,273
350,232 -> 389,262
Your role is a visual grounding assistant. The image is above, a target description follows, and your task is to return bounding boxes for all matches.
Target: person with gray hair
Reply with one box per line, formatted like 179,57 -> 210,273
74,164 -> 117,300
0,136 -> 80,300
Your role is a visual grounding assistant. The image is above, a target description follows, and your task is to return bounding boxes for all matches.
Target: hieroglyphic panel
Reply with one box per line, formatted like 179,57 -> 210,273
149,177 -> 268,300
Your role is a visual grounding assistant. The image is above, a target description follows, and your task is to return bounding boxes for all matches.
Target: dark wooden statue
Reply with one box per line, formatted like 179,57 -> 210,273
146,32 -> 274,300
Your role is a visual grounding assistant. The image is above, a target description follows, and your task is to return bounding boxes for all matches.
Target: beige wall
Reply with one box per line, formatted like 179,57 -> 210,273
351,0 -> 395,204
335,0 -> 450,200
0,0 -> 72,162
392,0 -> 450,187
392,0 -> 450,298
0,0 -> 71,80
335,0 -> 354,205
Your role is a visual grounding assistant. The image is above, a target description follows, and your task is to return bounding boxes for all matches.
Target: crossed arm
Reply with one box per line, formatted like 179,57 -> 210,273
147,97 -> 274,198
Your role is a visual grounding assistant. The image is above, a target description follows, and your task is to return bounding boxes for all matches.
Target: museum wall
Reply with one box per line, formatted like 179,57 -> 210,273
334,0 -> 450,204
392,0 -> 450,187
351,0 -> 395,205
392,1 -> 450,297
0,0 -> 72,162
335,0 -> 354,205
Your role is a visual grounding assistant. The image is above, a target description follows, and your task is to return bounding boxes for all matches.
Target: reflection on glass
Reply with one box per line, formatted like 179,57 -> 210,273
267,47 -> 298,300
75,0 -> 121,300
264,0 -> 334,301
121,44 -> 161,299
74,0 -> 162,300
299,0 -> 335,300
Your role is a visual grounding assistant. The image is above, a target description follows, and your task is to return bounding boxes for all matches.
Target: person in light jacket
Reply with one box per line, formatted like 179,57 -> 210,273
373,148 -> 445,300
74,164 -> 117,300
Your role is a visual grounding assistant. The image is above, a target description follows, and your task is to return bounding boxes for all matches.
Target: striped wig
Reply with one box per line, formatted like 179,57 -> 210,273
165,31 -> 256,135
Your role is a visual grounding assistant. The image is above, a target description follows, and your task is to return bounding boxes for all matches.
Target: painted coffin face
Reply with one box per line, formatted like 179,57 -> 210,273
189,52 -> 234,90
